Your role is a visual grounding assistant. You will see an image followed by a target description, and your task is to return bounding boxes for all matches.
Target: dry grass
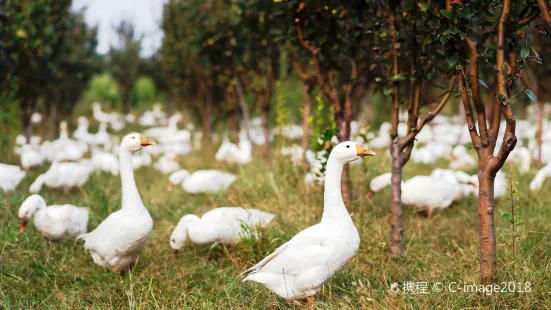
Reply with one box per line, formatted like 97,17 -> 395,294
1,142 -> 551,309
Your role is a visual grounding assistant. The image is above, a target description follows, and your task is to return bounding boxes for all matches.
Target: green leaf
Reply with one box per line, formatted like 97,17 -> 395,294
441,10 -> 454,21
417,1 -> 429,12
520,47 -> 530,59
525,89 -> 537,102
502,213 -> 514,224
383,87 -> 392,96
499,93 -> 507,102
479,79 -> 490,89
391,74 -> 407,82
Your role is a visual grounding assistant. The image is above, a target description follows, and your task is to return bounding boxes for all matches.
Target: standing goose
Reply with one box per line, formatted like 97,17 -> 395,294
77,133 -> 154,272
242,142 -> 375,305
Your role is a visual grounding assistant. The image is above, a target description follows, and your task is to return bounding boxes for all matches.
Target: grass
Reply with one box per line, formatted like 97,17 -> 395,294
1,139 -> 551,309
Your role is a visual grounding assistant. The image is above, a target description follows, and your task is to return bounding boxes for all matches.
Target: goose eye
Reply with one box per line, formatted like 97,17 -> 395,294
346,145 -> 350,148
171,239 -> 176,242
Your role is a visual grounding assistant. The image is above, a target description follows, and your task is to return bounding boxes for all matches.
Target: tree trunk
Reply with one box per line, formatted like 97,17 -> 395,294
478,173 -> 497,285
537,97 -> 544,165
235,79 -> 251,141
202,92 -> 213,144
390,138 -> 404,255
21,97 -> 34,141
261,103 -> 271,164
168,91 -> 176,116
301,82 -> 312,171
122,88 -> 130,113
48,101 -> 58,140
228,109 -> 240,143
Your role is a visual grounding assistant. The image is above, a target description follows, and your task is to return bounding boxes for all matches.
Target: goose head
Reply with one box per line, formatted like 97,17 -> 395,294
60,121 -> 68,132
18,194 -> 47,233
170,214 -> 201,254
121,133 -> 154,153
330,141 -> 376,164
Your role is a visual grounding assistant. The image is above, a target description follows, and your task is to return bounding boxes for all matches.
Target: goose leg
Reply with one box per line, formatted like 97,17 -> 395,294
427,208 -> 433,219
110,265 -> 119,273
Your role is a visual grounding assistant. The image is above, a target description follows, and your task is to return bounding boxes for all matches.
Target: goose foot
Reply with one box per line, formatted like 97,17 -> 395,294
306,296 -> 314,308
127,256 -> 139,271
110,265 -> 119,273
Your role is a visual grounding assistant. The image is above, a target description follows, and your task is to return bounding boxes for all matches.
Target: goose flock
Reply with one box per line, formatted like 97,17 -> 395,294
3,101 -> 551,305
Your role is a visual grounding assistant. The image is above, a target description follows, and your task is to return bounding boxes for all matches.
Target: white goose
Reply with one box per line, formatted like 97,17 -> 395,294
168,169 -> 236,194
170,207 -> 275,254
242,142 -> 375,304
52,121 -> 87,162
530,164 -> 551,191
154,153 -> 180,174
215,137 -> 252,165
0,163 -> 26,192
20,144 -> 46,169
77,133 -> 154,272
30,160 -> 93,194
18,194 -> 89,238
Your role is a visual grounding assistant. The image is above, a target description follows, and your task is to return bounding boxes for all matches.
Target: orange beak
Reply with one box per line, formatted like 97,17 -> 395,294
356,144 -> 376,157
19,217 -> 29,233
140,135 -> 154,147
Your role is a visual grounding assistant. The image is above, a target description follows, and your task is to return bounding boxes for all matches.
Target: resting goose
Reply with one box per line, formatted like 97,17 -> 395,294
0,163 -> 26,192
20,144 -> 46,170
30,160 -> 93,194
18,194 -> 89,238
77,133 -> 154,272
154,153 -> 180,174
242,142 -> 375,305
168,169 -> 236,194
170,207 -> 275,254
215,138 -> 252,165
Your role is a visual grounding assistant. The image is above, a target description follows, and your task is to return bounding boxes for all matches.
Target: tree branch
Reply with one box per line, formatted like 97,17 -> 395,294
465,37 -> 490,148
390,35 -> 400,139
399,77 -> 456,149
296,26 -> 320,55
514,7 -> 540,27
537,0 -> 551,27
490,0 -> 512,152
458,70 -> 481,150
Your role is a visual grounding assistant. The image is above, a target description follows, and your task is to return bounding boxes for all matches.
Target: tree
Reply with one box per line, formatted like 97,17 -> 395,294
273,1 -> 375,203
109,20 -> 142,113
1,0 -> 73,139
430,0 -> 542,284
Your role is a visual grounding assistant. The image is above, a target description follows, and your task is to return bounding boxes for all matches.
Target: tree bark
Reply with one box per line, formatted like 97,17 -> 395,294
537,92 -> 544,165
261,101 -> 271,164
301,82 -> 312,171
21,97 -> 34,141
235,79 -> 251,141
48,100 -> 58,140
390,137 -> 404,255
202,91 -> 213,144
478,173 -> 497,285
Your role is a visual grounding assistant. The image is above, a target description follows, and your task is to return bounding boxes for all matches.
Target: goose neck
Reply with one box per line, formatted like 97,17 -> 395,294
119,149 -> 145,211
322,156 -> 350,222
